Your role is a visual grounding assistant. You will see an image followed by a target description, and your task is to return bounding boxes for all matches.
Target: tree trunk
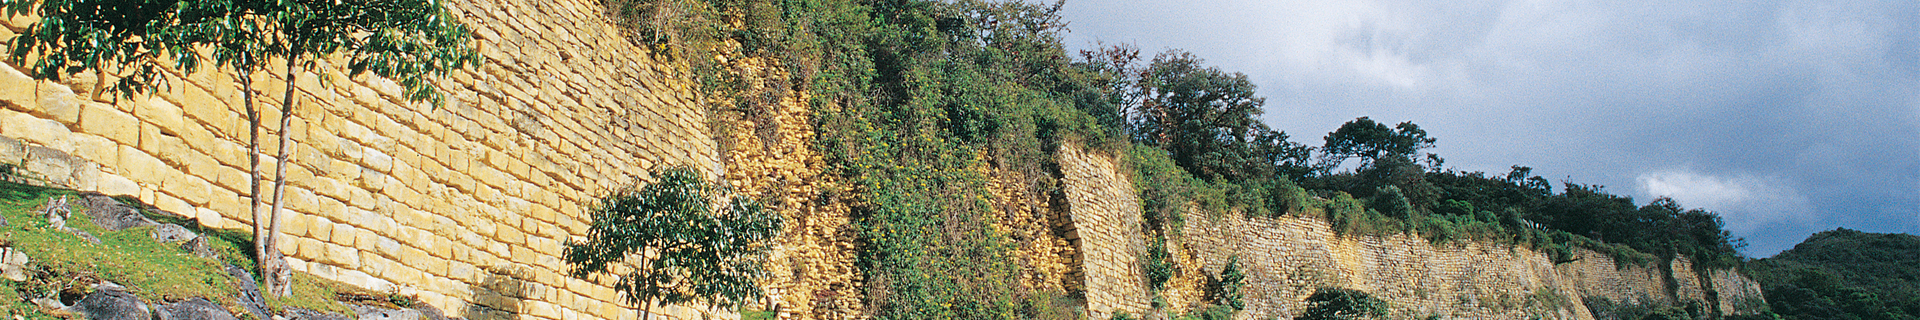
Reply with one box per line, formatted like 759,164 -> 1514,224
239,53 -> 268,286
261,55 -> 299,297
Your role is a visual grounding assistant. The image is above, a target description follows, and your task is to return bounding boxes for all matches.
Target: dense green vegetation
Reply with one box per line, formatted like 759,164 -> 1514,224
618,0 -> 1750,318
1294,287 -> 1389,320
1747,229 -> 1920,320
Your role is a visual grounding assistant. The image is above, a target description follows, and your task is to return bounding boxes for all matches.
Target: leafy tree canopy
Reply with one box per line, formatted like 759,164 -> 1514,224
564,167 -> 782,314
1296,287 -> 1389,320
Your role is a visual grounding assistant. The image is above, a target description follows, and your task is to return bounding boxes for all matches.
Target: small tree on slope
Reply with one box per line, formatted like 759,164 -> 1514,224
565,167 -> 782,319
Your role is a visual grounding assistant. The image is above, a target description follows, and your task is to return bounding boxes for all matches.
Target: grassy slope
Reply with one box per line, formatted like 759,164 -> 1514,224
0,180 -> 363,318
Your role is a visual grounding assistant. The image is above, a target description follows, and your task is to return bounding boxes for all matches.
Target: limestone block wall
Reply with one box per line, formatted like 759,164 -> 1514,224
1168,215 -> 1590,319
0,0 -> 719,318
1058,145 -> 1151,319
1055,148 -> 1768,320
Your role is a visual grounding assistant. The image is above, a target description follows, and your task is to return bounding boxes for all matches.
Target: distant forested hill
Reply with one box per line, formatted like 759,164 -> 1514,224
1747,228 -> 1920,319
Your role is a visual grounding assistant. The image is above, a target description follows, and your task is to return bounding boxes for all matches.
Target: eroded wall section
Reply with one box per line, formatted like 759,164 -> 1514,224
1,0 -> 717,318
1058,145 -> 1151,319
1057,147 -> 1768,320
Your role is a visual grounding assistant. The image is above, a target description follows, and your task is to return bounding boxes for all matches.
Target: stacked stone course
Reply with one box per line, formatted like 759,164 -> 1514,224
1,0 -> 719,318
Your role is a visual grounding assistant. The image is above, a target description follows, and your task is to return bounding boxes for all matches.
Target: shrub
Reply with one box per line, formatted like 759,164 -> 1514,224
1296,287 -> 1389,320
564,166 -> 782,314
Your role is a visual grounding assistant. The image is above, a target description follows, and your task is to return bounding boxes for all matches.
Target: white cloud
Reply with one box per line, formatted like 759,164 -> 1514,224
1636,170 -> 1814,233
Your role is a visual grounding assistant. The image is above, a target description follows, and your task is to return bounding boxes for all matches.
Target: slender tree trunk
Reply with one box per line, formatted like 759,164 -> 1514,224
262,54 -> 300,297
240,53 -> 268,278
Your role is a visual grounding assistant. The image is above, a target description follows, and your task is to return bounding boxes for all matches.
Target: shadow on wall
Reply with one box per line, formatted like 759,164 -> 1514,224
468,265 -> 531,320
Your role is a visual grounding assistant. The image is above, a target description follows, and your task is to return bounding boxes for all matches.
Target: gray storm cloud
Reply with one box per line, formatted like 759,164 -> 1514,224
1062,0 -> 1920,256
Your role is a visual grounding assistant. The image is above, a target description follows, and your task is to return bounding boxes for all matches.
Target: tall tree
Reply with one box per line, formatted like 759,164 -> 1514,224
1134,50 -> 1274,181
1319,116 -> 1435,171
3,0 -> 475,295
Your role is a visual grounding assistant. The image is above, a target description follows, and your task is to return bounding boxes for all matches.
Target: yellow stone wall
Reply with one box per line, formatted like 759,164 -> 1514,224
1058,145 -> 1151,319
1057,148 -> 1769,320
0,0 -> 721,318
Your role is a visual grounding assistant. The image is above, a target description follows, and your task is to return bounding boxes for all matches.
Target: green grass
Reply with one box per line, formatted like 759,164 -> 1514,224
0,180 -> 356,317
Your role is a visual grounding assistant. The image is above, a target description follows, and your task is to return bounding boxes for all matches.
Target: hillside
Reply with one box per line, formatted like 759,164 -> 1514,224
0,0 -> 1769,319
1748,229 -> 1920,319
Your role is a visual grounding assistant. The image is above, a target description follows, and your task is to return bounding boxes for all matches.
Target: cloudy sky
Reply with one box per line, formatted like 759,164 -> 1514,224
1057,0 -> 1920,256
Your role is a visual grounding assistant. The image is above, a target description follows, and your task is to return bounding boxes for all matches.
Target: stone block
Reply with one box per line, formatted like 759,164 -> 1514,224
117,145 -> 167,186
64,134 -> 117,167
0,136 -> 21,165
25,146 -> 76,187
162,175 -> 215,207
331,223 -> 359,247
362,148 -> 394,173
323,242 -> 360,267
0,66 -> 37,108
136,97 -> 186,133
81,103 -> 140,145
2,111 -> 72,148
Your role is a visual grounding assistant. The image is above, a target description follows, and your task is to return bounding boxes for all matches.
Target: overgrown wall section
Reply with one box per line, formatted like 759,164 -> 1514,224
1057,148 -> 1768,320
0,0 -> 717,318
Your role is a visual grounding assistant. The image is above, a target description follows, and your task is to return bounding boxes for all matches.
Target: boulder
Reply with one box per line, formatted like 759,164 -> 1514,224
155,297 -> 238,320
42,195 -> 99,244
225,264 -> 271,320
349,304 -> 425,320
181,237 -> 218,259
79,194 -> 157,231
283,307 -> 352,320
0,246 -> 27,281
72,287 -> 150,320
151,223 -> 199,243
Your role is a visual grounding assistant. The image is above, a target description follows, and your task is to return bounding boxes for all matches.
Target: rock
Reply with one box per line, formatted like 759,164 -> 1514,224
282,307 -> 351,320
72,288 -> 150,320
180,237 -> 218,259
225,264 -> 271,320
411,304 -> 450,320
29,297 -> 66,310
44,195 -> 71,230
151,223 -> 198,243
42,195 -> 100,244
0,247 -> 28,281
348,304 -> 425,320
155,297 -> 238,320
79,194 -> 157,231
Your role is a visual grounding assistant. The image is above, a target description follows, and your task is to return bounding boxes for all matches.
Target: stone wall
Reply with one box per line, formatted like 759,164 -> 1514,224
0,0 -> 719,318
1055,149 -> 1768,320
1058,145 -> 1151,319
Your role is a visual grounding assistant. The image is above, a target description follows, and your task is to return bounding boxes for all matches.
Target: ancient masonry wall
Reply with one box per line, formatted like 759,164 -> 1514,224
1056,149 -> 1769,320
1058,145 -> 1152,319
0,0 -> 717,318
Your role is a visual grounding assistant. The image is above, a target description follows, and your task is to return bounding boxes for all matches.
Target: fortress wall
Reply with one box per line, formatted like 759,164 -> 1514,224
1,0 -> 716,318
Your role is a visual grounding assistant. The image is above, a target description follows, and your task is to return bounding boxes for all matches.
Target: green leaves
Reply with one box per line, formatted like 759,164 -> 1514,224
564,167 -> 781,311
3,0 -> 190,99
2,0 -> 475,105
1320,117 -> 1436,172
1296,287 -> 1389,320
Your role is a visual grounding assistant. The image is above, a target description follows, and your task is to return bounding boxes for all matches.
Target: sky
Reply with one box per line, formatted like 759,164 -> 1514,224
1056,0 -> 1920,257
